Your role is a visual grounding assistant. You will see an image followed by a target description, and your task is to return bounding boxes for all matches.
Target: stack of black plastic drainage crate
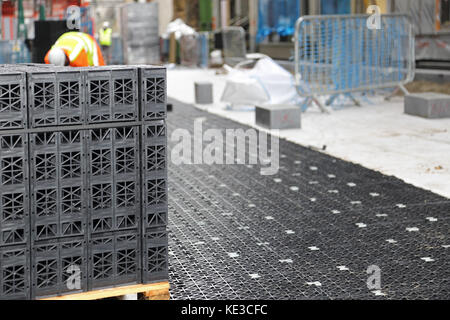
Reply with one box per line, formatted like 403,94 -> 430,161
0,64 -> 167,300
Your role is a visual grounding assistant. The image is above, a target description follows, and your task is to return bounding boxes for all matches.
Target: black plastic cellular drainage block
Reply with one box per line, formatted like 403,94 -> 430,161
0,64 -> 168,300
0,132 -> 30,247
166,98 -> 450,300
0,71 -> 27,130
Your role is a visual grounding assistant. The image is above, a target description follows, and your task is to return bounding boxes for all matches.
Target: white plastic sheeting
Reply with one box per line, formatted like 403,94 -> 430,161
220,57 -> 303,109
163,18 -> 196,40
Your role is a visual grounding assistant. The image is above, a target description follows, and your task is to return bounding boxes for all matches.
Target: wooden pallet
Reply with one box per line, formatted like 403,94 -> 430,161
41,282 -> 170,300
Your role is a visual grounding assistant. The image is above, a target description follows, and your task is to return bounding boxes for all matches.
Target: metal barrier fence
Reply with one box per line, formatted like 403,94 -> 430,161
294,14 -> 415,112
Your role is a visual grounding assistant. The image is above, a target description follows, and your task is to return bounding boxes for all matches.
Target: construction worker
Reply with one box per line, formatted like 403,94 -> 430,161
99,21 -> 113,65
45,31 -> 105,67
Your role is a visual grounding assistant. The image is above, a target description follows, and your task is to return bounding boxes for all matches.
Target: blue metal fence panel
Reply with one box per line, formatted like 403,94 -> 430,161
294,14 -> 415,111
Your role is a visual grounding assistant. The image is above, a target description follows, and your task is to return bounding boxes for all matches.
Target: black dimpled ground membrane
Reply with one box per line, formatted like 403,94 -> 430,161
166,99 -> 449,300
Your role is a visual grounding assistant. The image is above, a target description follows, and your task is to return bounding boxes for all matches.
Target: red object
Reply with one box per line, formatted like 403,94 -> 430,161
50,0 -> 81,19
2,1 -> 15,17
416,41 -> 430,49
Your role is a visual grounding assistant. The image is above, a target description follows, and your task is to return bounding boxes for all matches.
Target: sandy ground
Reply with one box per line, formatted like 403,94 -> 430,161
167,68 -> 450,199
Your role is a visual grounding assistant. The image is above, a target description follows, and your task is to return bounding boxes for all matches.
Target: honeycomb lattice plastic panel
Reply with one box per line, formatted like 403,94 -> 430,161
86,126 -> 140,234
166,99 -> 450,300
0,245 -> 30,300
142,227 -> 168,283
28,70 -> 84,127
0,133 -> 29,246
142,121 -> 167,233
1,64 -> 169,128
30,130 -> 87,241
0,72 -> 27,130
84,68 -> 138,123
89,231 -> 140,290
139,67 -> 166,120
31,237 -> 87,298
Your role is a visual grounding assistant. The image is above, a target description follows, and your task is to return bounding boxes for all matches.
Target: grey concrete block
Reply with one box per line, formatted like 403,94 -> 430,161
405,93 -> 450,119
255,104 -> 301,130
195,82 -> 213,104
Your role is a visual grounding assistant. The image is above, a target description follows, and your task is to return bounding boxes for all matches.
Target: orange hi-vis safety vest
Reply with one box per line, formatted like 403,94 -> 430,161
44,32 -> 105,67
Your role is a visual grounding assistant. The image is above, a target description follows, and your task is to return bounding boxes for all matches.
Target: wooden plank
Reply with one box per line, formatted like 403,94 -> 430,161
41,282 -> 170,300
143,288 -> 171,301
169,32 -> 177,64
436,0 -> 441,31
146,294 -> 170,301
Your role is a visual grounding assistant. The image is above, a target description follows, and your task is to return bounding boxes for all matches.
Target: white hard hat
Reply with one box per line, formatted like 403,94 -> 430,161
103,21 -> 110,29
48,48 -> 67,66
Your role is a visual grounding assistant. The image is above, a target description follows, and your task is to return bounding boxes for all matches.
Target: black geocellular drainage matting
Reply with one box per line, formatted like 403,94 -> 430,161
167,99 -> 449,300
